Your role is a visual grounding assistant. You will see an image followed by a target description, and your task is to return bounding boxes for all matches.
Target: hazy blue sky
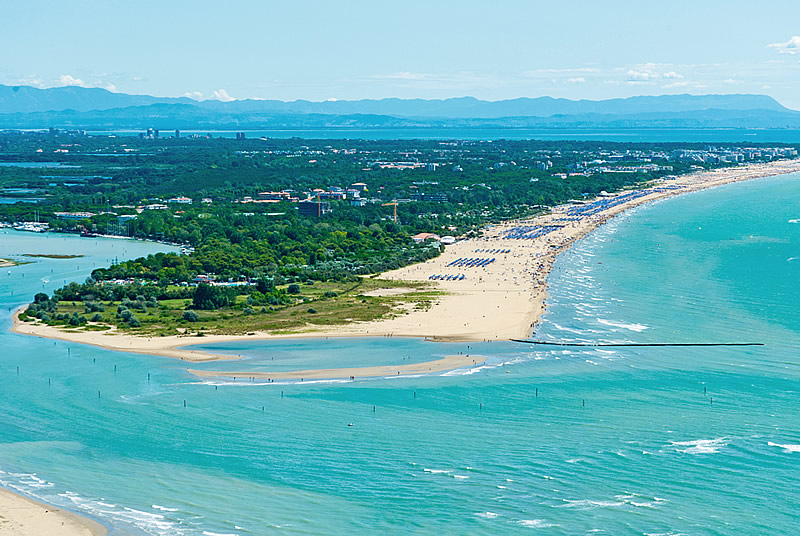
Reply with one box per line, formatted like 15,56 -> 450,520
4,0 -> 800,107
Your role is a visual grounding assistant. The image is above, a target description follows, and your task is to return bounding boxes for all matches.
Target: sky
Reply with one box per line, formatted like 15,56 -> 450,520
3,0 -> 800,108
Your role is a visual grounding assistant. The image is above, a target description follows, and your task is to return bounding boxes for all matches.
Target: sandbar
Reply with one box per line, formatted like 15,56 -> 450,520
189,354 -> 486,380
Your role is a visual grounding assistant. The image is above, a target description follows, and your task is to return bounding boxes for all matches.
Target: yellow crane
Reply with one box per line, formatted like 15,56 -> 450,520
382,200 -> 398,223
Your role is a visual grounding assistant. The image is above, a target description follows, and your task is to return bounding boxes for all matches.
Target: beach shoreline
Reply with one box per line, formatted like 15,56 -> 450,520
11,159 -> 800,363
0,488 -> 106,536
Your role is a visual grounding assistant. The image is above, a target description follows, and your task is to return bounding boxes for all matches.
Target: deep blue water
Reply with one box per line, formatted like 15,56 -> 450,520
0,173 -> 799,534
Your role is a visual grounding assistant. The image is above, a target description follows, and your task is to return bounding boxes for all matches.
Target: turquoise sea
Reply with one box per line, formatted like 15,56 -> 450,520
1,173 -> 799,535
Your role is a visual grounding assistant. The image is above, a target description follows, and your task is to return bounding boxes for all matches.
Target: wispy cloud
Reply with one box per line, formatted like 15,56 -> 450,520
625,64 -> 684,83
181,89 -> 237,102
371,71 -> 493,84
523,67 -> 601,76
768,36 -> 800,55
212,89 -> 235,102
566,77 -> 586,83
58,74 -> 87,87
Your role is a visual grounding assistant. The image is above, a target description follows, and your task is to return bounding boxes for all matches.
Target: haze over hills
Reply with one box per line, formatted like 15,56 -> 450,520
0,84 -> 799,129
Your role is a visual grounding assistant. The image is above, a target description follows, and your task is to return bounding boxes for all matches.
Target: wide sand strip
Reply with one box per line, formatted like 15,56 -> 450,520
12,159 -> 800,358
189,354 -> 486,381
0,489 -> 106,536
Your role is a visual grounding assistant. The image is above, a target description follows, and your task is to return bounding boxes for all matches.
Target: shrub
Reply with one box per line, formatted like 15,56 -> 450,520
243,306 -> 254,315
192,283 -> 232,310
307,307 -> 318,314
323,291 -> 338,299
287,283 -> 301,294
85,301 -> 104,313
183,310 -> 200,322
91,313 -> 103,322
128,315 -> 141,327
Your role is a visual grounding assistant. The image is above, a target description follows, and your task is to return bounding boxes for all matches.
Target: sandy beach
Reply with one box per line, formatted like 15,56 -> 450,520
0,258 -> 16,268
12,159 -> 800,362
0,489 -> 105,536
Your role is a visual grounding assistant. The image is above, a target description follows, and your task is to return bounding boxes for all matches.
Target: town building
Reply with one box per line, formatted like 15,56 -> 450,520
298,199 -> 331,217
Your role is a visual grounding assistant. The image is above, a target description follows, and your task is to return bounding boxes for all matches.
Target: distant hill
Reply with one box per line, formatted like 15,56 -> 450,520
197,94 -> 793,119
0,84 -> 798,129
0,84 -> 192,114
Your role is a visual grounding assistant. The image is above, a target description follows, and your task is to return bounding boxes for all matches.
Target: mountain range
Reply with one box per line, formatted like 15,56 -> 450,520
1,84 -> 799,129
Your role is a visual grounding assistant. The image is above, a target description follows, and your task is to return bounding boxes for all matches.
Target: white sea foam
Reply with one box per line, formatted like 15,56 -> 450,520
152,504 -> 180,512
614,493 -> 667,508
453,474 -> 469,479
550,322 -> 593,335
203,532 -> 239,536
789,219 -> 800,223
671,438 -> 727,454
475,511 -> 499,519
787,257 -> 799,262
423,468 -> 451,474
557,499 -> 625,509
596,319 -> 649,332
768,441 -> 800,453
518,519 -> 557,528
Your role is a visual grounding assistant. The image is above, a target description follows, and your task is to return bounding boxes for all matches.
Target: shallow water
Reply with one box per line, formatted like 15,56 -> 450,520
1,173 -> 799,535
